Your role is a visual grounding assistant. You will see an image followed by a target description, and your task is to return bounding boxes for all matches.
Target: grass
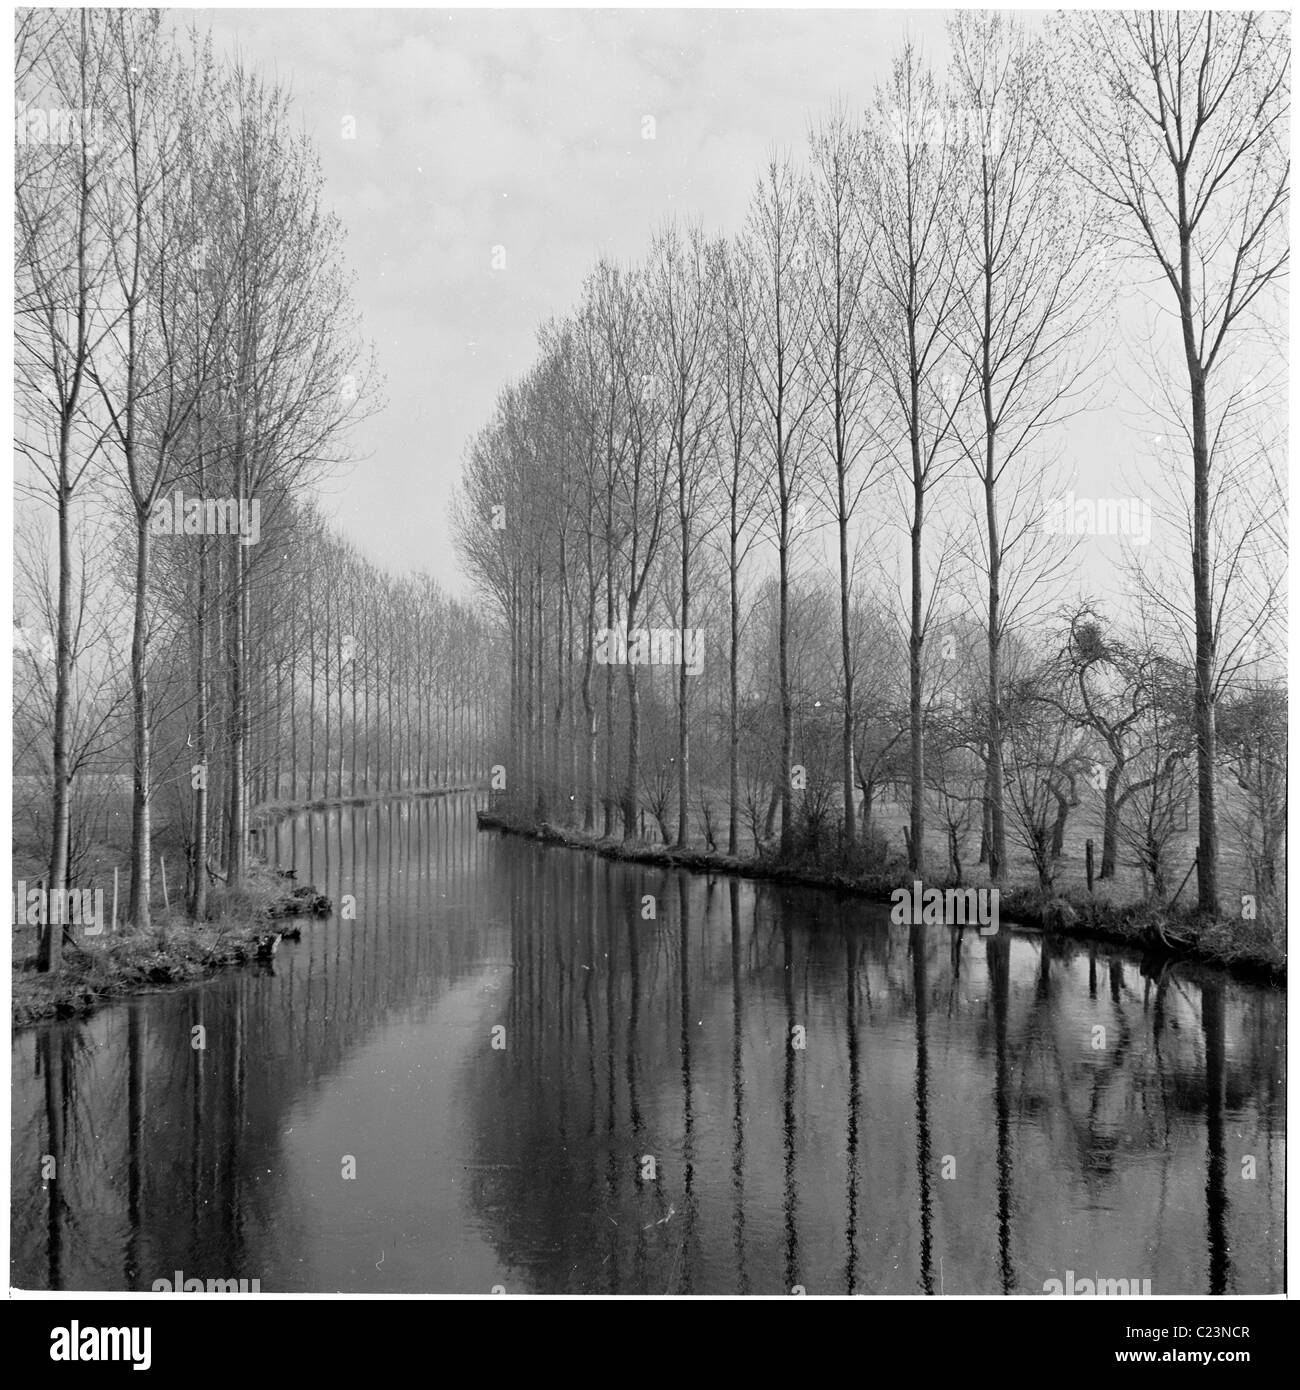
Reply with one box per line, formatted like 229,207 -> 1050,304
11,869 -> 310,1028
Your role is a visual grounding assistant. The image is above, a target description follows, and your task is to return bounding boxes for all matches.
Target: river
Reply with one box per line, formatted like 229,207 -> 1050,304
10,794 -> 1285,1294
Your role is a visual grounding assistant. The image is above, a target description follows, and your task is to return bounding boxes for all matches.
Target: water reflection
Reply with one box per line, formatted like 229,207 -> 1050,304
10,795 -> 1286,1294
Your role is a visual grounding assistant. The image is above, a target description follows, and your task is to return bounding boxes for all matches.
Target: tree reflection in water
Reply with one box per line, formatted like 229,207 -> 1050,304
10,795 -> 1285,1294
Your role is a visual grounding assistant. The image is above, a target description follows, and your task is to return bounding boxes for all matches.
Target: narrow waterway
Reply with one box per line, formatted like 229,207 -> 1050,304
11,794 -> 1285,1294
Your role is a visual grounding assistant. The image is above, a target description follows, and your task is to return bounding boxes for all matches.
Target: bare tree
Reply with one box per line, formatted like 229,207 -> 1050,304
611,266 -> 672,840
807,104 -> 880,850
646,221 -> 719,846
14,9 -> 114,966
1003,666 -> 1085,898
743,153 -> 816,857
210,64 -> 376,884
1046,9 -> 1289,917
864,48 -> 968,874
946,10 -> 1098,882
91,12 -> 217,929
1218,679 -> 1286,909
711,237 -> 765,854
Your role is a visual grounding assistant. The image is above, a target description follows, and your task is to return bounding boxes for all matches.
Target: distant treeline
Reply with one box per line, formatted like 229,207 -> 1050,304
13,10 -> 501,967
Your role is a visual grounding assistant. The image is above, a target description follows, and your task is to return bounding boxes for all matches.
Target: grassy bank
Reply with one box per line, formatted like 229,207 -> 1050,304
477,809 -> 1285,986
252,783 -> 481,821
12,788 -> 481,1029
12,871 -> 311,1028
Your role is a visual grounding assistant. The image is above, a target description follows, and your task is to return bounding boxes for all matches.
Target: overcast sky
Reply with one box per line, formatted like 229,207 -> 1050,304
192,6 -> 1170,603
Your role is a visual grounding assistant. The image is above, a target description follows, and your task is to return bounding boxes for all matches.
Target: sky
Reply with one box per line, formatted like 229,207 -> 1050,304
187,6 -> 1212,608
190,7 -> 961,592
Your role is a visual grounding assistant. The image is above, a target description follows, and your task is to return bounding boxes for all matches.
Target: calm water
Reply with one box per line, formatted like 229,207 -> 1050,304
11,795 -> 1285,1294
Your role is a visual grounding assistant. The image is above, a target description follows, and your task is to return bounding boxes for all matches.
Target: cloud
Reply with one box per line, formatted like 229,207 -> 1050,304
186,8 -> 980,590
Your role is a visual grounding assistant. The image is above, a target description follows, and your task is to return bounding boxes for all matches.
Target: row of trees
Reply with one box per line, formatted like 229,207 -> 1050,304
15,499 -> 499,918
14,10 -> 501,967
454,10 -> 1287,921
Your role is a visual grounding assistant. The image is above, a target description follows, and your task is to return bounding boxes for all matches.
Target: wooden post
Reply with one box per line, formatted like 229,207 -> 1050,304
1085,839 -> 1095,894
160,855 -> 169,912
112,866 -> 119,935
1169,855 -> 1198,910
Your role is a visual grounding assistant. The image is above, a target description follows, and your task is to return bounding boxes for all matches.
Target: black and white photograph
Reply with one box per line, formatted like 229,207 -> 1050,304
7,3 -> 1289,1318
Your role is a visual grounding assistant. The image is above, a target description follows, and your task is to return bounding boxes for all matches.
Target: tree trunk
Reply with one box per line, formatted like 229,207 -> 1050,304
675,490 -> 691,847
581,581 -> 598,831
1189,361 -> 1218,916
1100,768 -> 1120,879
908,470 -> 925,875
728,519 -> 741,856
622,658 -> 641,840
1051,790 -> 1070,860
226,531 -> 247,888
778,484 -> 794,857
984,467 -> 1005,881
128,512 -> 152,929
190,494 -> 209,921
41,469 -> 73,971
838,458 -> 856,850
603,548 -> 616,836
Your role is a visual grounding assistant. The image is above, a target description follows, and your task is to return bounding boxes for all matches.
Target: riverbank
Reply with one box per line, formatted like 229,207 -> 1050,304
12,788 -> 484,1028
13,856 -> 334,1028
12,915 -> 289,1028
252,782 -> 481,822
476,809 -> 1285,985
11,868 -> 309,1027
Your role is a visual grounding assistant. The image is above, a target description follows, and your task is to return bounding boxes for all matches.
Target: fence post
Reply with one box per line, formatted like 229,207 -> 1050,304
1169,855 -> 1198,910
1085,839 -> 1095,894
